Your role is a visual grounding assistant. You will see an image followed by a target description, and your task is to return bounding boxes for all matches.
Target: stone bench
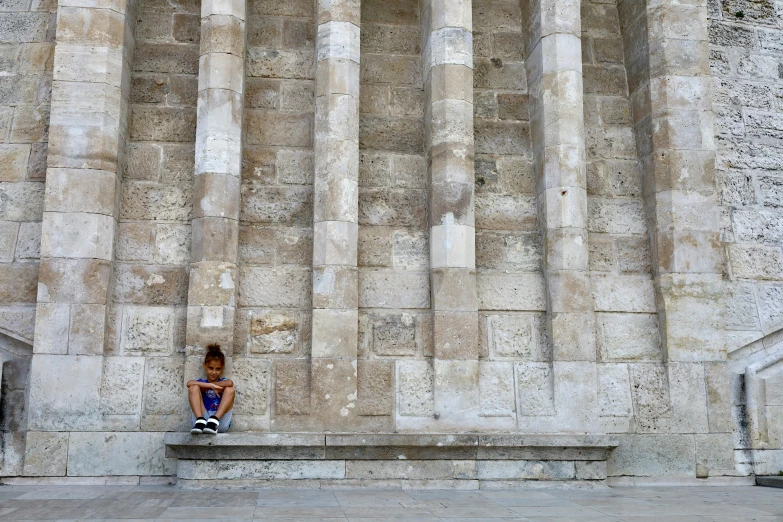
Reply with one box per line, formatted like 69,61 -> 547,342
164,433 -> 618,488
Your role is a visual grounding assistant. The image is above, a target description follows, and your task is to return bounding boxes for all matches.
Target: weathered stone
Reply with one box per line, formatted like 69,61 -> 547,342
598,363 -> 632,417
515,361 -> 555,417
357,360 -> 393,416
233,357 -> 271,416
100,356 -> 144,417
248,311 -> 299,354
371,312 -> 416,356
398,360 -> 434,417
67,432 -> 176,476
479,361 -> 515,417
598,313 -> 661,361
275,359 -> 311,416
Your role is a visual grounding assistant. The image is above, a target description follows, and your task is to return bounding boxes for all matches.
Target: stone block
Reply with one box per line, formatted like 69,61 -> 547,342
0,181 -> 45,221
142,356 -> 185,424
728,244 -> 783,280
485,313 -> 544,360
248,310 -> 299,354
695,433 -> 736,477
67,432 -> 176,476
68,303 -> 106,355
313,221 -> 358,267
240,184 -> 312,225
598,313 -> 661,362
0,144 -> 31,182
592,274 -> 656,313
515,362 -> 555,416
33,303 -> 68,354
608,434 -> 695,477
40,211 -> 114,261
154,224 -> 191,265
116,224 -> 154,264
358,226 -> 392,267
475,193 -> 536,231
598,363 -> 632,417
312,266 -> 358,309
704,361 -> 733,433
398,360 -> 434,417
477,273 -> 546,311
629,363 -> 670,424
233,357 -> 271,416
44,169 -> 118,216
312,308 -> 358,358
239,267 -> 311,308
393,229 -> 428,270
576,460 -> 606,480
200,14 -> 245,57
130,106 -> 197,142
100,356 -> 144,416
433,311 -> 479,359
359,188 -> 426,227
120,306 -> 175,354
23,432 -> 68,477
275,359 -> 311,415
549,312 -> 597,361
310,358 -> 358,425
477,460 -> 576,480
357,360 -> 393,416
178,459 -> 343,480
479,361 -> 515,417
120,181 -> 192,222
371,312 -> 416,356
28,354 -> 103,431
134,42 -> 200,74
0,221 -> 18,262
358,269 -> 429,309
0,12 -> 49,43
247,48 -> 315,80
431,268 -> 477,311
37,258 -> 109,305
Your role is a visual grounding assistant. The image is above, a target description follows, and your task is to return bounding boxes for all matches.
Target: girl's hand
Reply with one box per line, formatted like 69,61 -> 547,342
211,383 -> 223,396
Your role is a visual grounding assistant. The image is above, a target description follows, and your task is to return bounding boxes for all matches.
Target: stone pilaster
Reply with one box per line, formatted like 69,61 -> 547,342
28,1 -> 136,430
523,0 -> 598,430
310,0 -> 361,428
422,0 -> 480,420
185,0 -> 247,352
619,0 -> 724,363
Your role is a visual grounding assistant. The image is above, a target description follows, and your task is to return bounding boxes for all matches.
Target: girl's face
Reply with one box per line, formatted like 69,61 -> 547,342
203,360 -> 224,382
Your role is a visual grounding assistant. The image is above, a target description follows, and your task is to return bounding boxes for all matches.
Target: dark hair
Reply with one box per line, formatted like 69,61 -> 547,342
204,344 -> 225,366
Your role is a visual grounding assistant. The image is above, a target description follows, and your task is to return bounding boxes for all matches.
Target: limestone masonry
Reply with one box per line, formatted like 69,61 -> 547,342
0,0 -> 781,486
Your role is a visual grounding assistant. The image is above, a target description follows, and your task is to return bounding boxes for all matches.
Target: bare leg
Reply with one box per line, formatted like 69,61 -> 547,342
188,384 -> 206,418
214,387 -> 235,419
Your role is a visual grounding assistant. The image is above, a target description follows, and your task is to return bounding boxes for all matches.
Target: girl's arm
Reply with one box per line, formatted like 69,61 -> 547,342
216,379 -> 234,388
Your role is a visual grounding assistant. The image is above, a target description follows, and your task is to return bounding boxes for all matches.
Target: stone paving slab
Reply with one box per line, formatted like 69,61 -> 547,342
0,485 -> 780,521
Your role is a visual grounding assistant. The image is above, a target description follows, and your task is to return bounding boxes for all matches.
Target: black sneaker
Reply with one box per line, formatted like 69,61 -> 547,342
190,416 -> 207,434
203,415 -> 220,434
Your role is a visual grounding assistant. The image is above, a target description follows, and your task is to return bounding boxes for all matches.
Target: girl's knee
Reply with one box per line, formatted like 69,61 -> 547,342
223,386 -> 235,397
188,384 -> 200,392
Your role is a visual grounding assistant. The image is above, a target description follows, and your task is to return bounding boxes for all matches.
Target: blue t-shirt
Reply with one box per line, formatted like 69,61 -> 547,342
198,378 -> 227,412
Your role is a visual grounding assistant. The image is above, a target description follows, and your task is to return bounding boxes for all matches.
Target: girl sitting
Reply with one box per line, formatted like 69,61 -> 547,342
187,344 -> 234,434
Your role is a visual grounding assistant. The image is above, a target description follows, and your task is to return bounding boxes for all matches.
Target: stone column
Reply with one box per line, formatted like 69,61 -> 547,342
523,0 -> 598,428
422,0 -> 480,421
310,0 -> 361,428
28,1 -> 136,430
185,0 -> 247,352
620,0 -> 723,363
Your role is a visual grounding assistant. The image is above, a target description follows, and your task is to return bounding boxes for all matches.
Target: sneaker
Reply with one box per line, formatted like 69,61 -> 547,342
203,415 -> 220,434
190,417 -> 207,434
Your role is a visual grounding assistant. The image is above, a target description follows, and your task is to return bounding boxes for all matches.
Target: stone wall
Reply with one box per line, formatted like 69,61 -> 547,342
1,0 -> 782,483
709,0 -> 783,476
0,0 -> 55,476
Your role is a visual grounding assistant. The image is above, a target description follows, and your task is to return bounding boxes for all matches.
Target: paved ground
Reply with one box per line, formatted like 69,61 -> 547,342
0,484 -> 780,521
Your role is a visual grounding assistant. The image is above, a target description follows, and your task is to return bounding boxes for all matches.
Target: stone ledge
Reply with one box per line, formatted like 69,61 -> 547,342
164,433 -> 618,461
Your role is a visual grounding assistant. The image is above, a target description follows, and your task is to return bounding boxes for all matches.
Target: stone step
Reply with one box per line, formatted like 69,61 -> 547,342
164,433 -> 618,487
756,475 -> 783,488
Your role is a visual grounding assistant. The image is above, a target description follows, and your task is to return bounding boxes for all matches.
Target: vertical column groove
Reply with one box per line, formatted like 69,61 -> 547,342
28,0 -> 136,430
422,0 -> 481,423
523,0 -> 599,429
185,0 -> 247,353
310,0 -> 361,429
